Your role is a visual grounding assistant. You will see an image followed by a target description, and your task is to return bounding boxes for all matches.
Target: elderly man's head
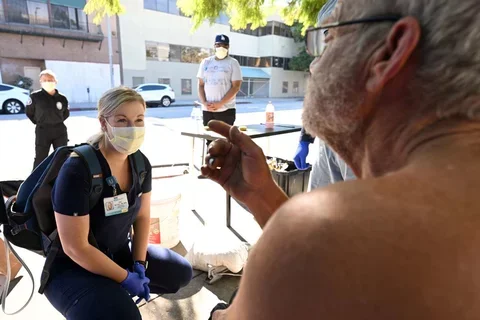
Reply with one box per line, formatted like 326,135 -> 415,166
303,0 -> 480,169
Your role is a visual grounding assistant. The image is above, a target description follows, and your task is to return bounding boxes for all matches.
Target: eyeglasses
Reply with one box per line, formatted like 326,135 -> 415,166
305,16 -> 402,57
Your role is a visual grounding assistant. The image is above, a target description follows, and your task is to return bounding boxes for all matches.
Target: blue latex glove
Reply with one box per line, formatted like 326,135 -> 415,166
293,141 -> 310,169
132,262 -> 150,303
133,262 -> 146,279
120,269 -> 151,304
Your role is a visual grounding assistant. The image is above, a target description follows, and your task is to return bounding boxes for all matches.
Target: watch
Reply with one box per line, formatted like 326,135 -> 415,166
135,260 -> 148,270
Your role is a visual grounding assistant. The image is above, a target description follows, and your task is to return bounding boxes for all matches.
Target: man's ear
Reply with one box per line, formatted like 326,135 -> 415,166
366,16 -> 421,93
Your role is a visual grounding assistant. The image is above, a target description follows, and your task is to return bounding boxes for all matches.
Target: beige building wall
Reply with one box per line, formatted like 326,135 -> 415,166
119,0 -> 307,99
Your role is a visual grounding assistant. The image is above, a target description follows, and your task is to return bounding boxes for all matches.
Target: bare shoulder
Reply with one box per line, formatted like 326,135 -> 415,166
228,177 -> 480,319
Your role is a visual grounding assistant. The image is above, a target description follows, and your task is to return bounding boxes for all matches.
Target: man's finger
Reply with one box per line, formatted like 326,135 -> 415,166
207,120 -> 232,139
229,126 -> 263,157
206,154 -> 225,169
207,139 -> 231,157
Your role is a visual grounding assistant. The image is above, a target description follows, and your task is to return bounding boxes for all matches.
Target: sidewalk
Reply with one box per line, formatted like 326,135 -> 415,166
69,97 -> 304,112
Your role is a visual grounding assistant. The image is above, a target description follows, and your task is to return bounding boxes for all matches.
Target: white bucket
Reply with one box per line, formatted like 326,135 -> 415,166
149,183 -> 182,249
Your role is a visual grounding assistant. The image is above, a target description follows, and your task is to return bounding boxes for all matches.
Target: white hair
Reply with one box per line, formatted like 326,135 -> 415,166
39,69 -> 57,80
344,0 -> 480,120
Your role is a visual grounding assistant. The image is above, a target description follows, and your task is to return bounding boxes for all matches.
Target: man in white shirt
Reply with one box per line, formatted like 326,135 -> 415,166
197,34 -> 242,130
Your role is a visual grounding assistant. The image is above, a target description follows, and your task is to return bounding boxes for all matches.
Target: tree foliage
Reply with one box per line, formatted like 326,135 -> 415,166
84,0 -> 125,24
84,0 -> 327,32
288,47 -> 313,72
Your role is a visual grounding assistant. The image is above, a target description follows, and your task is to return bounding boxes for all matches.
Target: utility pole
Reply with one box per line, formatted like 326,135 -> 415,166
107,15 -> 114,88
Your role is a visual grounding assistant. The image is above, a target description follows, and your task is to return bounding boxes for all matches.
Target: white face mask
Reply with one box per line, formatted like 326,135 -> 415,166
41,81 -> 56,92
215,47 -> 228,60
106,121 -> 145,155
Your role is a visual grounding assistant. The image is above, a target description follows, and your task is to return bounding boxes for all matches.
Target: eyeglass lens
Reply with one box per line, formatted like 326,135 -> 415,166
307,29 -> 326,57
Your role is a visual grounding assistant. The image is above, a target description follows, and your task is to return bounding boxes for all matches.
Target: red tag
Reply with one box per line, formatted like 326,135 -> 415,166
148,218 -> 161,244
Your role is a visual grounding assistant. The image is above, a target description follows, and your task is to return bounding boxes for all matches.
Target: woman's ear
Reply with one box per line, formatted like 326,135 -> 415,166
99,117 -> 107,132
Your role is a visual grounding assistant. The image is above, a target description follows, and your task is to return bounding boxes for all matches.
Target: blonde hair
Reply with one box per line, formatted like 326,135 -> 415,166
87,86 -> 146,146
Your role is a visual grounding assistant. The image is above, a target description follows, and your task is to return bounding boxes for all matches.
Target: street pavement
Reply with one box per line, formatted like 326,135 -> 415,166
0,106 -> 320,319
0,98 -> 304,122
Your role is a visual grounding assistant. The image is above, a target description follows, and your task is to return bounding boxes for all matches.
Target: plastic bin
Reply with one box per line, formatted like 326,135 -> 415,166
267,157 -> 312,197
149,180 -> 182,249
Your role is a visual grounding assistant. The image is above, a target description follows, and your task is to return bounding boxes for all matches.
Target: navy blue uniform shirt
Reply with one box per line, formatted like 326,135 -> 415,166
51,147 -> 152,268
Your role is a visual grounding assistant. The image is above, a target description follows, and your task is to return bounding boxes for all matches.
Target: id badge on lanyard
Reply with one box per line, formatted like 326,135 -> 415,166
104,176 -> 129,217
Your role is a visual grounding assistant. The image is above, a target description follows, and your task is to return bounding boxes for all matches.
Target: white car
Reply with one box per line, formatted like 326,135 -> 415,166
134,83 -> 176,107
0,84 -> 30,115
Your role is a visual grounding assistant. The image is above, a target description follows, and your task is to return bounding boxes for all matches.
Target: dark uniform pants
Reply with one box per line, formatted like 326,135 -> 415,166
34,124 -> 68,169
44,244 -> 193,320
203,109 -> 236,146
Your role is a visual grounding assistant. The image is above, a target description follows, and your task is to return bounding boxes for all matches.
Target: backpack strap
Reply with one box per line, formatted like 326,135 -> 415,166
39,144 -> 103,294
73,144 -> 104,210
131,151 -> 146,188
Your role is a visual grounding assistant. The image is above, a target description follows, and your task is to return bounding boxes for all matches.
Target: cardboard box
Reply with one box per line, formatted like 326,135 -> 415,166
0,238 -> 22,280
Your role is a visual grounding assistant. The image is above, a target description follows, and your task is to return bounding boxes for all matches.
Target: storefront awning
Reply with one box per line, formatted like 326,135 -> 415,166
241,67 -> 271,79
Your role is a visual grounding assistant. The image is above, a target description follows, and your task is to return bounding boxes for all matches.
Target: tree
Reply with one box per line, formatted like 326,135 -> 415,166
288,48 -> 313,72
84,0 -> 327,32
288,22 -> 313,72
84,0 -> 125,24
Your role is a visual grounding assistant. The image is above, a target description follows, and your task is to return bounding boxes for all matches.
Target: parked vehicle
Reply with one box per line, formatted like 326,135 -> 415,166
134,83 -> 176,107
0,84 -> 30,115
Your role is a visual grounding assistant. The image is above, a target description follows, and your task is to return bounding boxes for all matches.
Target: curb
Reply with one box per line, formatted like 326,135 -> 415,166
69,101 -> 252,112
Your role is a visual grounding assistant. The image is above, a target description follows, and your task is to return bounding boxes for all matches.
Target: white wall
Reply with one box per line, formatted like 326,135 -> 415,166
269,68 -> 308,98
45,60 -> 121,103
119,0 -> 303,72
124,60 -> 201,99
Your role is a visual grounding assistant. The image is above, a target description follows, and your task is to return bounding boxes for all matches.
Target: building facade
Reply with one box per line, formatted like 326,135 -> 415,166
118,0 -> 309,99
0,0 -> 121,103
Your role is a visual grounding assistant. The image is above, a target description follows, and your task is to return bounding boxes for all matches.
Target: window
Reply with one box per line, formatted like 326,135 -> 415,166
259,57 -> 271,68
144,0 -> 156,10
181,79 -> 192,95
155,0 -> 168,12
258,21 -> 273,36
283,58 -> 291,70
273,21 -> 282,36
146,41 -> 211,63
0,1 -> 4,22
293,81 -> 299,94
26,1 -> 49,26
282,81 -> 288,94
146,41 -> 170,61
158,78 -> 170,85
169,44 -> 181,62
6,0 -> 29,24
0,85 -> 13,91
144,0 -> 179,14
233,21 -> 293,38
168,0 -> 179,14
272,57 -> 284,68
51,4 -> 69,29
140,85 -> 166,91
132,77 -> 145,87
232,24 -> 259,36
76,8 -> 87,31
181,47 -> 205,64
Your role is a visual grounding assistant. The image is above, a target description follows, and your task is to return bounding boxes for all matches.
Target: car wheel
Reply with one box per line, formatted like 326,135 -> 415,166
161,96 -> 172,107
3,99 -> 24,114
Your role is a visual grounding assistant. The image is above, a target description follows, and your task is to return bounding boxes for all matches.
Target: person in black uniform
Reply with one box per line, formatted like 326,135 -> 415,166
44,87 -> 192,319
26,69 -> 69,170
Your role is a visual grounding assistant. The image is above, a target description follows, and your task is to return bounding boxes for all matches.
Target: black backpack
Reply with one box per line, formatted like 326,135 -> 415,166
0,143 -> 146,307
